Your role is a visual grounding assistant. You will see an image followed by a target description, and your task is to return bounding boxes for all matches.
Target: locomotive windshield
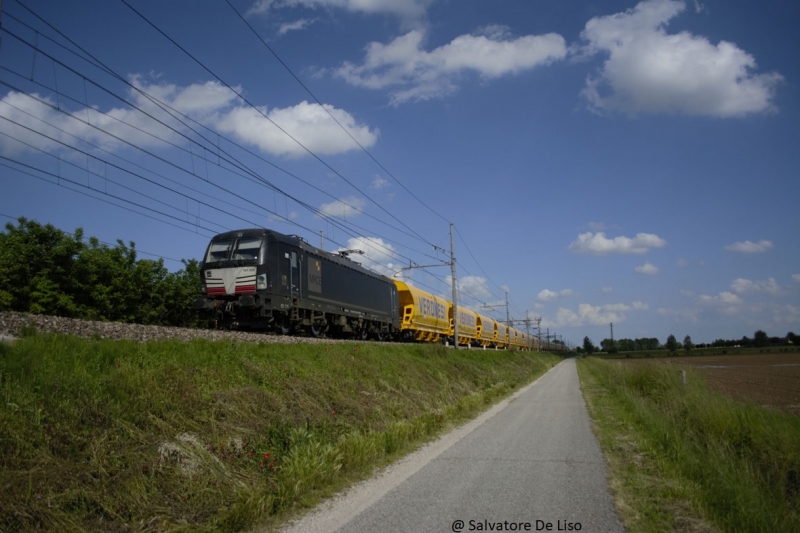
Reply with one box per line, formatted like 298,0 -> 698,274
205,236 -> 263,264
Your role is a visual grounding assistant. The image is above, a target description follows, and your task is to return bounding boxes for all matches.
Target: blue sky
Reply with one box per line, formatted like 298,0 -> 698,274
0,0 -> 798,347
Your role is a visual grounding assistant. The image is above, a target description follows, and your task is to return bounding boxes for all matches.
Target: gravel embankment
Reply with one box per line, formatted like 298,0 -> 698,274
0,311 -> 347,345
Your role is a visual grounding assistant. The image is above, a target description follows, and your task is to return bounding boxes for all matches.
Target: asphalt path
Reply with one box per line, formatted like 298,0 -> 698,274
280,358 -> 623,533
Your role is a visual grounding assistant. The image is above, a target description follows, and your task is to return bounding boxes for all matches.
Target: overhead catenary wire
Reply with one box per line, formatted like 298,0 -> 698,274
0,8 -> 442,266
1,1 -> 525,312
224,0 -> 450,226
116,0 -> 438,251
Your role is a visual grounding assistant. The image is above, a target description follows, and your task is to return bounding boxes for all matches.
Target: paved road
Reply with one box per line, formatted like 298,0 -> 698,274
281,358 -> 623,533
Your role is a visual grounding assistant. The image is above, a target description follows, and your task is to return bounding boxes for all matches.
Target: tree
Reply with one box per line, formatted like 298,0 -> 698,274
0,218 -> 84,316
683,335 -> 694,353
753,330 -> 769,348
583,336 -> 596,354
0,218 -> 202,327
665,334 -> 678,352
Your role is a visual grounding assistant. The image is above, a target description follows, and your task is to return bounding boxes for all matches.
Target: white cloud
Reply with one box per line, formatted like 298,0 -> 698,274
371,175 -> 389,189
537,288 -> 574,301
335,27 -> 567,105
0,77 -> 378,160
568,231 -> 667,255
318,196 -> 365,219
277,18 -> 317,35
216,100 -> 378,157
793,274 -> 800,283
458,275 -> 493,301
731,277 -> 782,296
635,261 -> 659,275
253,0 -> 434,20
724,240 -> 773,253
543,301 -> 649,327
697,291 -> 742,315
337,236 -> 399,276
580,0 -> 783,117
601,286 -> 613,293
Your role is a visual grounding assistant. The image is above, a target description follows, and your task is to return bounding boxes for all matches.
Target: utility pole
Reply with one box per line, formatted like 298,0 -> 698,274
450,223 -> 459,350
610,322 -> 614,351
320,230 -> 324,250
534,317 -> 542,351
394,224 -> 457,349
480,290 -> 509,326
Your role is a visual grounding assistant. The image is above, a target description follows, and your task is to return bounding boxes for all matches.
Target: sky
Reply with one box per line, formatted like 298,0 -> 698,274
0,0 -> 798,347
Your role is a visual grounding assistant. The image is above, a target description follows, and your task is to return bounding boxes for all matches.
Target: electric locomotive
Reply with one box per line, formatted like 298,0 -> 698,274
193,228 -> 399,338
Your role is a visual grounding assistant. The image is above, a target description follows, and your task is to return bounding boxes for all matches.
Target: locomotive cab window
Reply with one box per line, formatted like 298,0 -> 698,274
233,237 -> 262,261
206,240 -> 233,263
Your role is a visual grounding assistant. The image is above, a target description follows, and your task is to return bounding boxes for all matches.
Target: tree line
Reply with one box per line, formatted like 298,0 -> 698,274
0,218 -> 201,327
580,330 -> 797,355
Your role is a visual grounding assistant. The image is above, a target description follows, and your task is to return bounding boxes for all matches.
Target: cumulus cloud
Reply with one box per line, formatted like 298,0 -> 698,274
318,196 -> 366,219
697,291 -> 742,315
579,0 -> 783,117
0,77 -> 378,160
336,236 -> 400,276
601,286 -> 613,293
635,261 -> 659,275
731,277 -> 782,296
543,301 -> 649,327
568,231 -> 667,255
724,240 -> 773,253
335,27 -> 567,105
537,288 -> 574,301
278,18 -> 317,35
794,274 -> 800,283
216,100 -> 378,157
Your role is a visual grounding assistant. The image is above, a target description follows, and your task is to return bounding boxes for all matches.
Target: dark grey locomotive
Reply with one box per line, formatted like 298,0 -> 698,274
193,228 -> 399,338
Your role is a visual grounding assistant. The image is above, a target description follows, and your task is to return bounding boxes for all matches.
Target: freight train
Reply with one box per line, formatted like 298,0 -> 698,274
193,228 -> 547,350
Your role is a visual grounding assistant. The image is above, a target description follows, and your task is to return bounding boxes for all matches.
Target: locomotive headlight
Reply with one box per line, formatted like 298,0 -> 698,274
256,274 -> 267,290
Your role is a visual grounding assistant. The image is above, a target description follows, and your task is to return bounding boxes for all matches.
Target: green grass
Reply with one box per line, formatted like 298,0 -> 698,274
577,357 -> 800,533
0,331 -> 561,532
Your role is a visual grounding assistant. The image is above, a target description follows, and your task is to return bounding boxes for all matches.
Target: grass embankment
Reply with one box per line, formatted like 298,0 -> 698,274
0,331 -> 561,532
577,357 -> 800,533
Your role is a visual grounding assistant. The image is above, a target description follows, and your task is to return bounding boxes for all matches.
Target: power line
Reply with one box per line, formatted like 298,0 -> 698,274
224,0 -> 449,226
1,6 -> 443,265
117,0 -> 437,250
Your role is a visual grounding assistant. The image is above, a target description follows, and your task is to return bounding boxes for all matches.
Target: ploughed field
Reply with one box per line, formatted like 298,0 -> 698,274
619,352 -> 800,416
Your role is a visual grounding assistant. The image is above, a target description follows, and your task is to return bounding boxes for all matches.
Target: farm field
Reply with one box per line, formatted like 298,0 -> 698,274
618,352 -> 800,416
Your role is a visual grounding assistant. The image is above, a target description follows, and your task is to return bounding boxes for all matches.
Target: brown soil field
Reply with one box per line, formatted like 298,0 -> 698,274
618,352 -> 800,416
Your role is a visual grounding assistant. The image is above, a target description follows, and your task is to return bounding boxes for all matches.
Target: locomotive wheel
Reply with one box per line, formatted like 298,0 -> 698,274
373,329 -> 385,342
310,322 -> 326,338
277,315 -> 292,335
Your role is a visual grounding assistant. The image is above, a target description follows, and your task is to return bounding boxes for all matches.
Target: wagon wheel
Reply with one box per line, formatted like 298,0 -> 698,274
373,329 -> 385,342
357,327 -> 369,341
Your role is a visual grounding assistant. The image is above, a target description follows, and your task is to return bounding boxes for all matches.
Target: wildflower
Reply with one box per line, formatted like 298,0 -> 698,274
270,462 -> 275,468
264,452 -> 271,458
248,451 -> 253,457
